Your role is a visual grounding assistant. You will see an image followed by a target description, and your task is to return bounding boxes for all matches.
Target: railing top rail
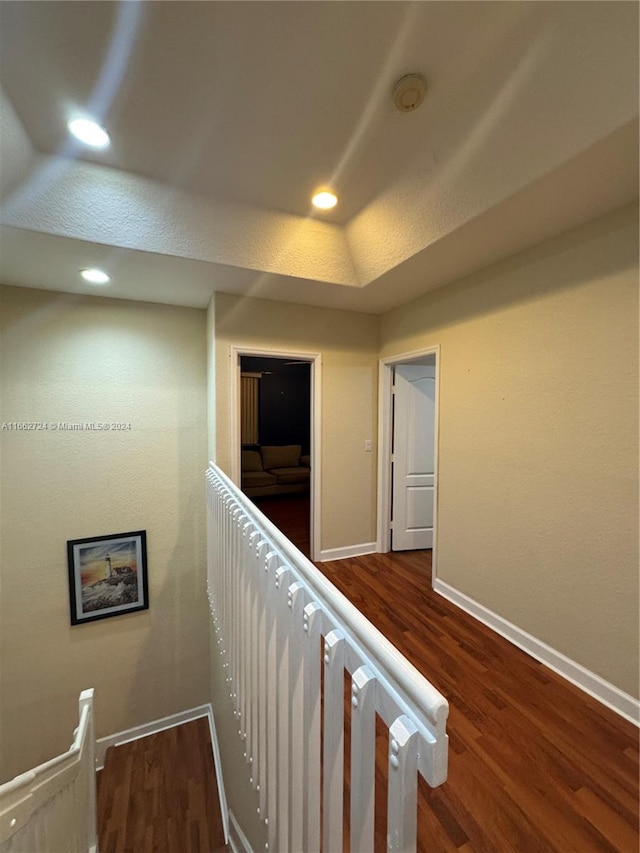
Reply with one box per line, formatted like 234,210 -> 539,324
207,462 -> 448,730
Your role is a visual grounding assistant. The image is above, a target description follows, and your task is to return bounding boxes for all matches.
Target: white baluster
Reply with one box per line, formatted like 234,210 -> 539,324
259,550 -> 277,822
287,580 -> 306,851
223,495 -> 232,634
275,565 -> 291,852
250,537 -> 267,787
78,689 -> 96,851
303,601 -> 322,853
239,520 -> 253,751
265,553 -> 280,852
387,716 -> 419,852
350,666 -> 376,852
232,506 -> 243,708
323,628 -> 346,853
256,549 -> 273,819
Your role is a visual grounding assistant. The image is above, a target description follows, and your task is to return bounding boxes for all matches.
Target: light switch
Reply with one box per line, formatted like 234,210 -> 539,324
364,439 -> 372,452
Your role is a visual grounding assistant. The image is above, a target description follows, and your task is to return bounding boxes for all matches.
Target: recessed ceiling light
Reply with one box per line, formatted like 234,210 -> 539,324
80,268 -> 110,285
312,189 -> 338,211
68,118 -> 110,149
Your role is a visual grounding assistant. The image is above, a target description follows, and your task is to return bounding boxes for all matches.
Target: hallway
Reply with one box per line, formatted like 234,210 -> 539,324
251,491 -> 639,847
318,550 -> 639,851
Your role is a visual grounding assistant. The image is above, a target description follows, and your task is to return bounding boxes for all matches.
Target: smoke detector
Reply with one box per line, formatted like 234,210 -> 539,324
393,73 -> 427,112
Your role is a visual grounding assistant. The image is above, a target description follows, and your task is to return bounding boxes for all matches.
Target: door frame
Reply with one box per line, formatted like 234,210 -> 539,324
229,345 -> 322,561
376,345 -> 440,580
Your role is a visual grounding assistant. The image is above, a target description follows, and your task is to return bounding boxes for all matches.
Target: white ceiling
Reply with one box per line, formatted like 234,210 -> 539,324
1,1 -> 638,312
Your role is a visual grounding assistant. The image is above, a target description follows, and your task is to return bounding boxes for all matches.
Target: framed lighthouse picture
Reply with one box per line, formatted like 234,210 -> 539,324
67,530 -> 148,625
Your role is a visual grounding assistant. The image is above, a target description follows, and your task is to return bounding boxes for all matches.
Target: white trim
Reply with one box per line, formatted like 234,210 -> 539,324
205,704 -> 229,844
376,360 -> 391,553
376,346 -> 440,580
95,704 -> 214,769
434,579 -> 640,726
228,809 -> 254,853
318,542 -> 378,562
229,345 -> 322,561
310,353 -> 322,563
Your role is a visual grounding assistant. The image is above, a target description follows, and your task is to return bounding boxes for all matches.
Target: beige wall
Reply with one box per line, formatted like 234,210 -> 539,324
214,292 -> 379,552
0,285 -> 209,781
380,204 -> 639,698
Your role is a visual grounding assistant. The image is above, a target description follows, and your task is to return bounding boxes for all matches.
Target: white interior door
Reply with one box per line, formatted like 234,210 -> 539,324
391,363 -> 435,550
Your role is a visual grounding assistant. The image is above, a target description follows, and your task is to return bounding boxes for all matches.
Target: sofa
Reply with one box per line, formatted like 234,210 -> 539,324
241,444 -> 311,498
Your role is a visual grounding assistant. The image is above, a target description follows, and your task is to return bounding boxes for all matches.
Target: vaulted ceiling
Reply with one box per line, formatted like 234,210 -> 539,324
1,1 -> 638,313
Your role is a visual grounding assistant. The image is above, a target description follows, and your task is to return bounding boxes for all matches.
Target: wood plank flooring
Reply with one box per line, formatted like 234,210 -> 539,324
318,549 -> 639,852
97,717 -> 227,853
252,493 -> 311,558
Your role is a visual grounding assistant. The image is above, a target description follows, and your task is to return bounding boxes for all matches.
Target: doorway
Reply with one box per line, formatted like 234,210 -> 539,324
377,347 -> 439,577
230,346 -> 321,561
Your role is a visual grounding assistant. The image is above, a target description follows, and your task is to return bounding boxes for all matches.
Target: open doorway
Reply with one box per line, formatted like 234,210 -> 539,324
230,347 -> 321,561
377,347 -> 440,580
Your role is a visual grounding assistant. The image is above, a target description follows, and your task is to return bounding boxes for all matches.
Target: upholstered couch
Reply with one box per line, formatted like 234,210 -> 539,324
241,445 -> 311,498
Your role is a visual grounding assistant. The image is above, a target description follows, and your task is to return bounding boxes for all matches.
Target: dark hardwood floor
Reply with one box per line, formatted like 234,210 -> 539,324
97,717 -> 227,853
318,549 -> 639,852
252,493 -> 311,558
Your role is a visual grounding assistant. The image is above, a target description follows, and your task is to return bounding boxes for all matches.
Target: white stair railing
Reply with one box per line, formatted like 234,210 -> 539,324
207,463 -> 449,852
0,689 -> 97,853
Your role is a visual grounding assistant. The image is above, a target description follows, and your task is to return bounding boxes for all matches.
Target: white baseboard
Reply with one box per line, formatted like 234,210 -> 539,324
96,704 -> 212,769
205,705 -> 230,845
433,579 -> 640,727
318,541 -> 378,562
228,810 -> 254,853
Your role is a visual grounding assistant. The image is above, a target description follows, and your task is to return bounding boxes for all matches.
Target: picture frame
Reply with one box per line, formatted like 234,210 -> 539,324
67,530 -> 148,625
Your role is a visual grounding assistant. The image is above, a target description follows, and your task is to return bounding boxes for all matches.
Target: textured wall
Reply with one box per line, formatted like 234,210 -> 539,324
0,90 -> 34,198
380,205 -> 639,698
0,286 -> 209,782
3,155 -> 357,287
214,292 -> 379,552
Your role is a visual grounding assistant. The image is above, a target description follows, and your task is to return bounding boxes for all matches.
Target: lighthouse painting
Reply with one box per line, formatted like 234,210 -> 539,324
67,530 -> 148,624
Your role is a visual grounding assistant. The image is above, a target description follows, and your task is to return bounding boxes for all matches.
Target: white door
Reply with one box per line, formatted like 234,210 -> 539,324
391,363 -> 435,550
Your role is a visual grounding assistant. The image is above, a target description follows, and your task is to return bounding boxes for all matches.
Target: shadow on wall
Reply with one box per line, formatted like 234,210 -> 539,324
119,421 -> 210,744
381,204 -> 639,340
